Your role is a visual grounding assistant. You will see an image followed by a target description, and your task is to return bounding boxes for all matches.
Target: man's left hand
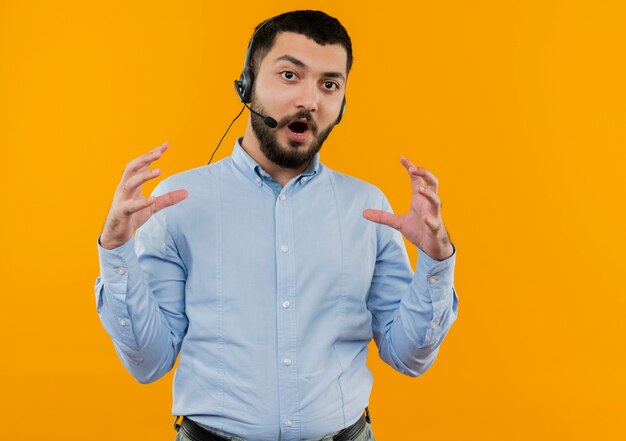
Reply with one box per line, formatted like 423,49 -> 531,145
363,156 -> 454,261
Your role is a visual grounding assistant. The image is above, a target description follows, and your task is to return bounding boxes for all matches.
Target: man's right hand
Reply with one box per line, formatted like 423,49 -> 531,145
99,142 -> 188,250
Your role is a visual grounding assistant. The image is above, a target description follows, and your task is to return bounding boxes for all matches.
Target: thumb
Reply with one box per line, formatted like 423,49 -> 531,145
363,209 -> 402,230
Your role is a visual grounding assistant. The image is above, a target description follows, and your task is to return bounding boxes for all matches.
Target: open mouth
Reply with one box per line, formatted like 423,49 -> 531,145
287,120 -> 309,134
286,118 -> 312,143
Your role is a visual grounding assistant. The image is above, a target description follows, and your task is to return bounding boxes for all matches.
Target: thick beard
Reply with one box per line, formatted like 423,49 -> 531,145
250,92 -> 334,169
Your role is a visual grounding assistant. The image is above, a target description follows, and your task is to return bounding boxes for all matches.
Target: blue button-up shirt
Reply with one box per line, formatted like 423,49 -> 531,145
95,139 -> 458,440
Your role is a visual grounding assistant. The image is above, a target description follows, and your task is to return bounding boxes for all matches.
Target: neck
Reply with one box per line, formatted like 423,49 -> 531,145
241,120 -> 310,187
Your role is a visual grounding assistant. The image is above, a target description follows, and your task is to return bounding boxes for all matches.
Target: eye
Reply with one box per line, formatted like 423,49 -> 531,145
323,81 -> 339,91
281,71 -> 297,81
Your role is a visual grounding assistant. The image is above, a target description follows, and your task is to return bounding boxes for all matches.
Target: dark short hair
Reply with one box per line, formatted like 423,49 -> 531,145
248,10 -> 353,76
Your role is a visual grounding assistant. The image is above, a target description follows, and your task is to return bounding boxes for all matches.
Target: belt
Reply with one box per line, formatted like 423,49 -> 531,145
332,413 -> 368,441
176,410 -> 370,441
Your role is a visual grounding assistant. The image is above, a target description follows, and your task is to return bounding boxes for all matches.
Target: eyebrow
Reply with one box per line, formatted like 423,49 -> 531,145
273,54 -> 346,82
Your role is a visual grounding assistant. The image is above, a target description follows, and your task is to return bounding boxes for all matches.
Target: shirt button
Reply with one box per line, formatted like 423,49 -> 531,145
282,300 -> 290,309
283,358 -> 292,366
428,276 -> 438,284
255,178 -> 262,186
302,177 -> 308,183
279,194 -> 286,201
115,267 -> 126,275
430,323 -> 437,329
119,318 -> 127,327
285,419 -> 293,427
280,245 -> 289,253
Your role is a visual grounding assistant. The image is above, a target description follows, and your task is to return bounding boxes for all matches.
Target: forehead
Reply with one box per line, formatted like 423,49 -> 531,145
260,32 -> 348,76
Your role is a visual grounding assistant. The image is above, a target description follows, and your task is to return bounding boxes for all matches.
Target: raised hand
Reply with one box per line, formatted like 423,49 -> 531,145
99,142 -> 188,250
363,156 -> 453,261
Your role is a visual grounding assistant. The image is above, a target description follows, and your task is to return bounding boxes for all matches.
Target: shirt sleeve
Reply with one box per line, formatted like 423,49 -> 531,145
94,202 -> 188,383
367,195 -> 459,377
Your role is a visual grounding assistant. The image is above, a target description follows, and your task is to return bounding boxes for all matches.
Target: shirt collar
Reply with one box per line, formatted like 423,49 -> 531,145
230,137 -> 321,186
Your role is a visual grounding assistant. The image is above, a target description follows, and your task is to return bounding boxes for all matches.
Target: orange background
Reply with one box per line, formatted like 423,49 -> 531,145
1,0 -> 624,439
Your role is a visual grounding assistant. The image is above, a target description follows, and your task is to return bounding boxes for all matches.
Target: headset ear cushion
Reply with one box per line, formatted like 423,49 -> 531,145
234,77 -> 245,102
239,68 -> 254,103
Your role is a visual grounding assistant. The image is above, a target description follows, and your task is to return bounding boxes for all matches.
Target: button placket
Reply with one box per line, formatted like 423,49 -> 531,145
274,185 -> 299,435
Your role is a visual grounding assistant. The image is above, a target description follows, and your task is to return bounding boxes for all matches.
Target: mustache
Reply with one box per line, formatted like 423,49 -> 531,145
276,111 -> 318,134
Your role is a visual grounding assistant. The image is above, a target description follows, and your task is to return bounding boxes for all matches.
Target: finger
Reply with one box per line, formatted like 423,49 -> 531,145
416,185 -> 441,214
122,142 -> 169,179
411,166 -> 438,192
399,156 -> 423,185
400,157 -> 439,192
423,214 -> 442,233
123,196 -> 157,215
121,167 -> 162,195
363,209 -> 403,230
153,189 -> 189,213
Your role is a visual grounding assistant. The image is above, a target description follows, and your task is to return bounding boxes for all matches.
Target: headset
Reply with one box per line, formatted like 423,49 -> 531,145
233,19 -> 347,125
209,19 -> 348,164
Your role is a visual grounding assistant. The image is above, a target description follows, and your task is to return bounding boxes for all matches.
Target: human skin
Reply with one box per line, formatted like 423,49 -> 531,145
100,31 -> 453,261
240,32 -> 348,186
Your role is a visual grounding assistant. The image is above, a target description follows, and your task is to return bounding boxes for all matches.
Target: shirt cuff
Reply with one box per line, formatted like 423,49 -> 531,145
97,235 -> 139,292
416,242 -> 456,304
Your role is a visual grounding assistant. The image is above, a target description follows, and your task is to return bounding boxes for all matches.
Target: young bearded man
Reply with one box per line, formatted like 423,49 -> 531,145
95,10 -> 458,441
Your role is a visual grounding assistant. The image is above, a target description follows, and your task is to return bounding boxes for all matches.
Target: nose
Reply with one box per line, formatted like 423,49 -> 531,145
295,81 -> 319,113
